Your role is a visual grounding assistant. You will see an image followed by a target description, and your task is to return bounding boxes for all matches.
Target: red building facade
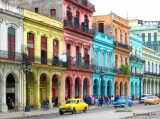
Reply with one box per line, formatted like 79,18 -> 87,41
63,0 -> 95,101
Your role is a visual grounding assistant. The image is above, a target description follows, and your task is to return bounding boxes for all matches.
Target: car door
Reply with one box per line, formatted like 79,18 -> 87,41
76,100 -> 81,111
79,100 -> 84,110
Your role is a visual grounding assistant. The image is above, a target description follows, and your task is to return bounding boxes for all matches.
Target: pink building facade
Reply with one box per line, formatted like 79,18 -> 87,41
63,0 -> 95,101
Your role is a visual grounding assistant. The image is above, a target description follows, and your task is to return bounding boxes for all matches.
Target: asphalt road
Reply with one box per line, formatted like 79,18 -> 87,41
21,103 -> 160,119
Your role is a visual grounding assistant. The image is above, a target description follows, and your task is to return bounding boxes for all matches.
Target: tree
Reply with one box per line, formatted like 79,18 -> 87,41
121,64 -> 130,111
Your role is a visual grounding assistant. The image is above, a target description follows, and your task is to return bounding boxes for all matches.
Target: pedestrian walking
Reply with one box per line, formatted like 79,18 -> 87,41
94,97 -> 98,106
107,96 -> 110,106
46,98 -> 49,111
42,99 -> 46,111
111,95 -> 114,105
99,96 -> 103,107
52,98 -> 55,107
91,96 -> 95,106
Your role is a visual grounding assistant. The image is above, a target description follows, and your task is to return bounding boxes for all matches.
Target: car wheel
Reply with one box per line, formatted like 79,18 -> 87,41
145,104 -> 147,105
114,106 -> 117,108
83,107 -> 87,113
130,103 -> 133,107
59,111 -> 63,115
158,101 -> 159,104
72,108 -> 76,114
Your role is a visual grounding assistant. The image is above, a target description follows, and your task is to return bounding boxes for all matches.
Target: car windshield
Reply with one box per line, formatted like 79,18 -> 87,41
66,100 -> 76,104
118,98 -> 125,100
147,96 -> 154,99
142,95 -> 151,97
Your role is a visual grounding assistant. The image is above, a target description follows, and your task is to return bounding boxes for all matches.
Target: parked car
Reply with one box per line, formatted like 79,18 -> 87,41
59,99 -> 88,115
141,94 -> 153,103
144,96 -> 159,105
114,96 -> 133,108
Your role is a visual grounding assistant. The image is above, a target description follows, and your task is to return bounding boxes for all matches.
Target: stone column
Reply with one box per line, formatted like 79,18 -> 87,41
0,76 -> 8,112
79,83 -> 83,99
58,74 -> 64,106
34,74 -> 41,109
47,77 -> 53,109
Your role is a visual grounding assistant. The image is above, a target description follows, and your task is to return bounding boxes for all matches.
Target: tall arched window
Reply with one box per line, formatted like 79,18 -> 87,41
84,48 -> 89,64
101,53 -> 104,67
135,47 -> 137,55
125,33 -> 127,45
115,28 -> 117,41
94,51 -> 97,65
53,40 -> 59,57
108,54 -> 110,68
120,30 -> 122,43
41,36 -> 47,64
8,27 -> 15,59
27,33 -> 34,61
139,48 -> 141,56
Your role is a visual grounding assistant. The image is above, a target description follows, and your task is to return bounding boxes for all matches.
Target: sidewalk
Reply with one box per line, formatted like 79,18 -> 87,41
0,100 -> 140,119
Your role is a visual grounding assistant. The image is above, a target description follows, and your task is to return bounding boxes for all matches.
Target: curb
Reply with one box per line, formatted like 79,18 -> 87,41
119,110 -> 160,119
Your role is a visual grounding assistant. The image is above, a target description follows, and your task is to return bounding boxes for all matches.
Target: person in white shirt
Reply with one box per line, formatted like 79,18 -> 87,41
111,95 -> 114,105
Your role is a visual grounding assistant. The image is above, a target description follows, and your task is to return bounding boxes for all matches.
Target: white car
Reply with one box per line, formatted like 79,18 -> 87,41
141,94 -> 153,103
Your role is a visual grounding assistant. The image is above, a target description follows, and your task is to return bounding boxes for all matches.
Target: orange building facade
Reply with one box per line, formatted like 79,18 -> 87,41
92,13 -> 131,97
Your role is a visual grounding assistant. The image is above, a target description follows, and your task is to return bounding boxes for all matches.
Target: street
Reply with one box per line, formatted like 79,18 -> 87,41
20,103 -> 160,119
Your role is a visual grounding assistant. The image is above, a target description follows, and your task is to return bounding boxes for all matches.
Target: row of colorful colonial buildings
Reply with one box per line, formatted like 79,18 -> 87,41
0,0 -> 160,113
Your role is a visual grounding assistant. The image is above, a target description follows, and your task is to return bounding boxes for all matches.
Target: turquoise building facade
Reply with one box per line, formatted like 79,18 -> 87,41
92,31 -> 116,97
129,32 -> 144,99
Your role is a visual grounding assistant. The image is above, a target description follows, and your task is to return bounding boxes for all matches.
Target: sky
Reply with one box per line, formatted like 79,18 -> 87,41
92,0 -> 160,21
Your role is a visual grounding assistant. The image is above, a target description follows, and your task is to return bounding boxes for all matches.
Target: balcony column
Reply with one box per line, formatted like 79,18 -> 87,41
0,20 -> 7,51
105,51 -> 108,67
47,36 -> 53,65
71,43 -> 76,61
81,45 -> 84,58
35,32 -> 41,64
89,46 -> 92,65
98,51 -> 101,66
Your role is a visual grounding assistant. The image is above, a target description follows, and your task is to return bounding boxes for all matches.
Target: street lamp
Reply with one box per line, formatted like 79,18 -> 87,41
139,77 -> 142,104
22,57 -> 32,114
100,68 -> 104,98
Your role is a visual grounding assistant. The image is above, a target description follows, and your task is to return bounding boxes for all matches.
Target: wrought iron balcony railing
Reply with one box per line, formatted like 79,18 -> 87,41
74,0 -> 95,11
144,71 -> 160,77
114,41 -> 132,50
130,72 -> 143,77
130,55 -> 145,63
0,50 -> 25,61
28,56 -> 67,67
64,20 -> 95,36
94,66 -> 117,74
66,61 -> 96,70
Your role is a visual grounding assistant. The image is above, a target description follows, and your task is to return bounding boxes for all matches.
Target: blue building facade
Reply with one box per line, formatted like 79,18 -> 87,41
92,31 -> 116,97
129,32 -> 144,99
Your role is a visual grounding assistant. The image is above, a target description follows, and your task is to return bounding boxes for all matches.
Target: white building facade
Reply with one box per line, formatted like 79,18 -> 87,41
143,46 -> 160,96
0,1 -> 24,112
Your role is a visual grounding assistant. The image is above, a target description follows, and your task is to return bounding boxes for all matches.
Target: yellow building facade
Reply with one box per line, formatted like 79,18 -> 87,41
23,9 -> 65,109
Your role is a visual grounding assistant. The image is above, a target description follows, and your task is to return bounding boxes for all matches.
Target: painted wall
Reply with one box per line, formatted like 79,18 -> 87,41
129,32 -> 143,99
92,31 -> 115,97
0,1 -> 23,53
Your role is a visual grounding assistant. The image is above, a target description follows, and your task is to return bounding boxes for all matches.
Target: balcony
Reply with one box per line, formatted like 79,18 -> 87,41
64,20 -> 95,37
130,55 -> 145,63
114,41 -> 132,51
28,56 -> 67,67
0,50 -> 24,62
94,66 -> 117,74
65,0 -> 95,12
66,61 -> 96,70
130,72 -> 143,78
144,71 -> 160,77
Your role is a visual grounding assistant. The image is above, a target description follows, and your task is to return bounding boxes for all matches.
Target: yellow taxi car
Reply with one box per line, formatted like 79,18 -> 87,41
144,96 -> 159,105
59,99 -> 88,115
